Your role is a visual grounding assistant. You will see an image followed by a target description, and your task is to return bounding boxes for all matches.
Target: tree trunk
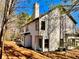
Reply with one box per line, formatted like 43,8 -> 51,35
0,18 -> 7,59
0,0 -> 16,58
0,0 -> 8,58
0,21 -> 5,59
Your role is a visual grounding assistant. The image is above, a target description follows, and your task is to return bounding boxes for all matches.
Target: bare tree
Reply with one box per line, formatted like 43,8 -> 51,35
62,0 -> 79,14
0,0 -> 16,58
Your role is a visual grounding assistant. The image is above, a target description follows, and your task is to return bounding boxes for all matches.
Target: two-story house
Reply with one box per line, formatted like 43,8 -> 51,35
20,3 -> 77,52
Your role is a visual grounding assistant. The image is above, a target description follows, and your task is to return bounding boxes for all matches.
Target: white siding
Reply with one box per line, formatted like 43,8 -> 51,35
61,14 -> 76,34
66,15 -> 76,34
24,34 -> 32,47
39,15 -> 48,39
48,8 -> 60,51
28,21 -> 39,50
39,8 -> 61,51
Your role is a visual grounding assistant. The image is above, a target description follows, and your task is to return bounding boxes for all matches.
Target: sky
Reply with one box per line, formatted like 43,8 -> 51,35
15,0 -> 79,27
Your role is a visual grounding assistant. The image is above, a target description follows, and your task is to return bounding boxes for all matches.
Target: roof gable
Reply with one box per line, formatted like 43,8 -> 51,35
21,5 -> 77,28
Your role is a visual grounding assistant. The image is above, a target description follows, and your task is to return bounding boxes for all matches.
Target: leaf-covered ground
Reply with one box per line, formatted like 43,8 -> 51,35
2,41 -> 79,59
2,41 -> 50,59
41,49 -> 79,59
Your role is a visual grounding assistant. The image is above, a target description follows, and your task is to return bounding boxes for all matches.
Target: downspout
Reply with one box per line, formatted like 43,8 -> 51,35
24,35 -> 25,47
59,10 -> 63,51
60,16 -> 61,49
48,15 -> 50,51
59,8 -> 62,50
64,16 -> 67,50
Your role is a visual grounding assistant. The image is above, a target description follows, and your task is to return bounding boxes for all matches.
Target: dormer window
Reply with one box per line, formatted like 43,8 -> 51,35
41,21 -> 45,30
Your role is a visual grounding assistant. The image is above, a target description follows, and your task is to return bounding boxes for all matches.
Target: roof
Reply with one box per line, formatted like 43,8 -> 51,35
65,33 -> 79,36
62,8 -> 77,24
21,17 -> 39,28
21,32 -> 30,35
67,15 -> 77,24
21,6 -> 77,27
68,37 -> 79,40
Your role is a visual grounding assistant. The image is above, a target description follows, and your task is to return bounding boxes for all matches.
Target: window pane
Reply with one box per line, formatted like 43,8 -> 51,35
45,39 -> 49,48
41,21 -> 45,30
60,39 -> 64,47
39,39 -> 42,48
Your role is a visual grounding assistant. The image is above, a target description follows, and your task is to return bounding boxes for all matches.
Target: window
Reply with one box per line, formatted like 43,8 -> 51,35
41,21 -> 45,30
72,39 -> 75,46
45,39 -> 49,48
39,38 -> 42,48
60,39 -> 64,47
68,39 -> 75,47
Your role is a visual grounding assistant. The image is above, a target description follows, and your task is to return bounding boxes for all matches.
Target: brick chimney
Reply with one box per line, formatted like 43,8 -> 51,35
33,3 -> 39,18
